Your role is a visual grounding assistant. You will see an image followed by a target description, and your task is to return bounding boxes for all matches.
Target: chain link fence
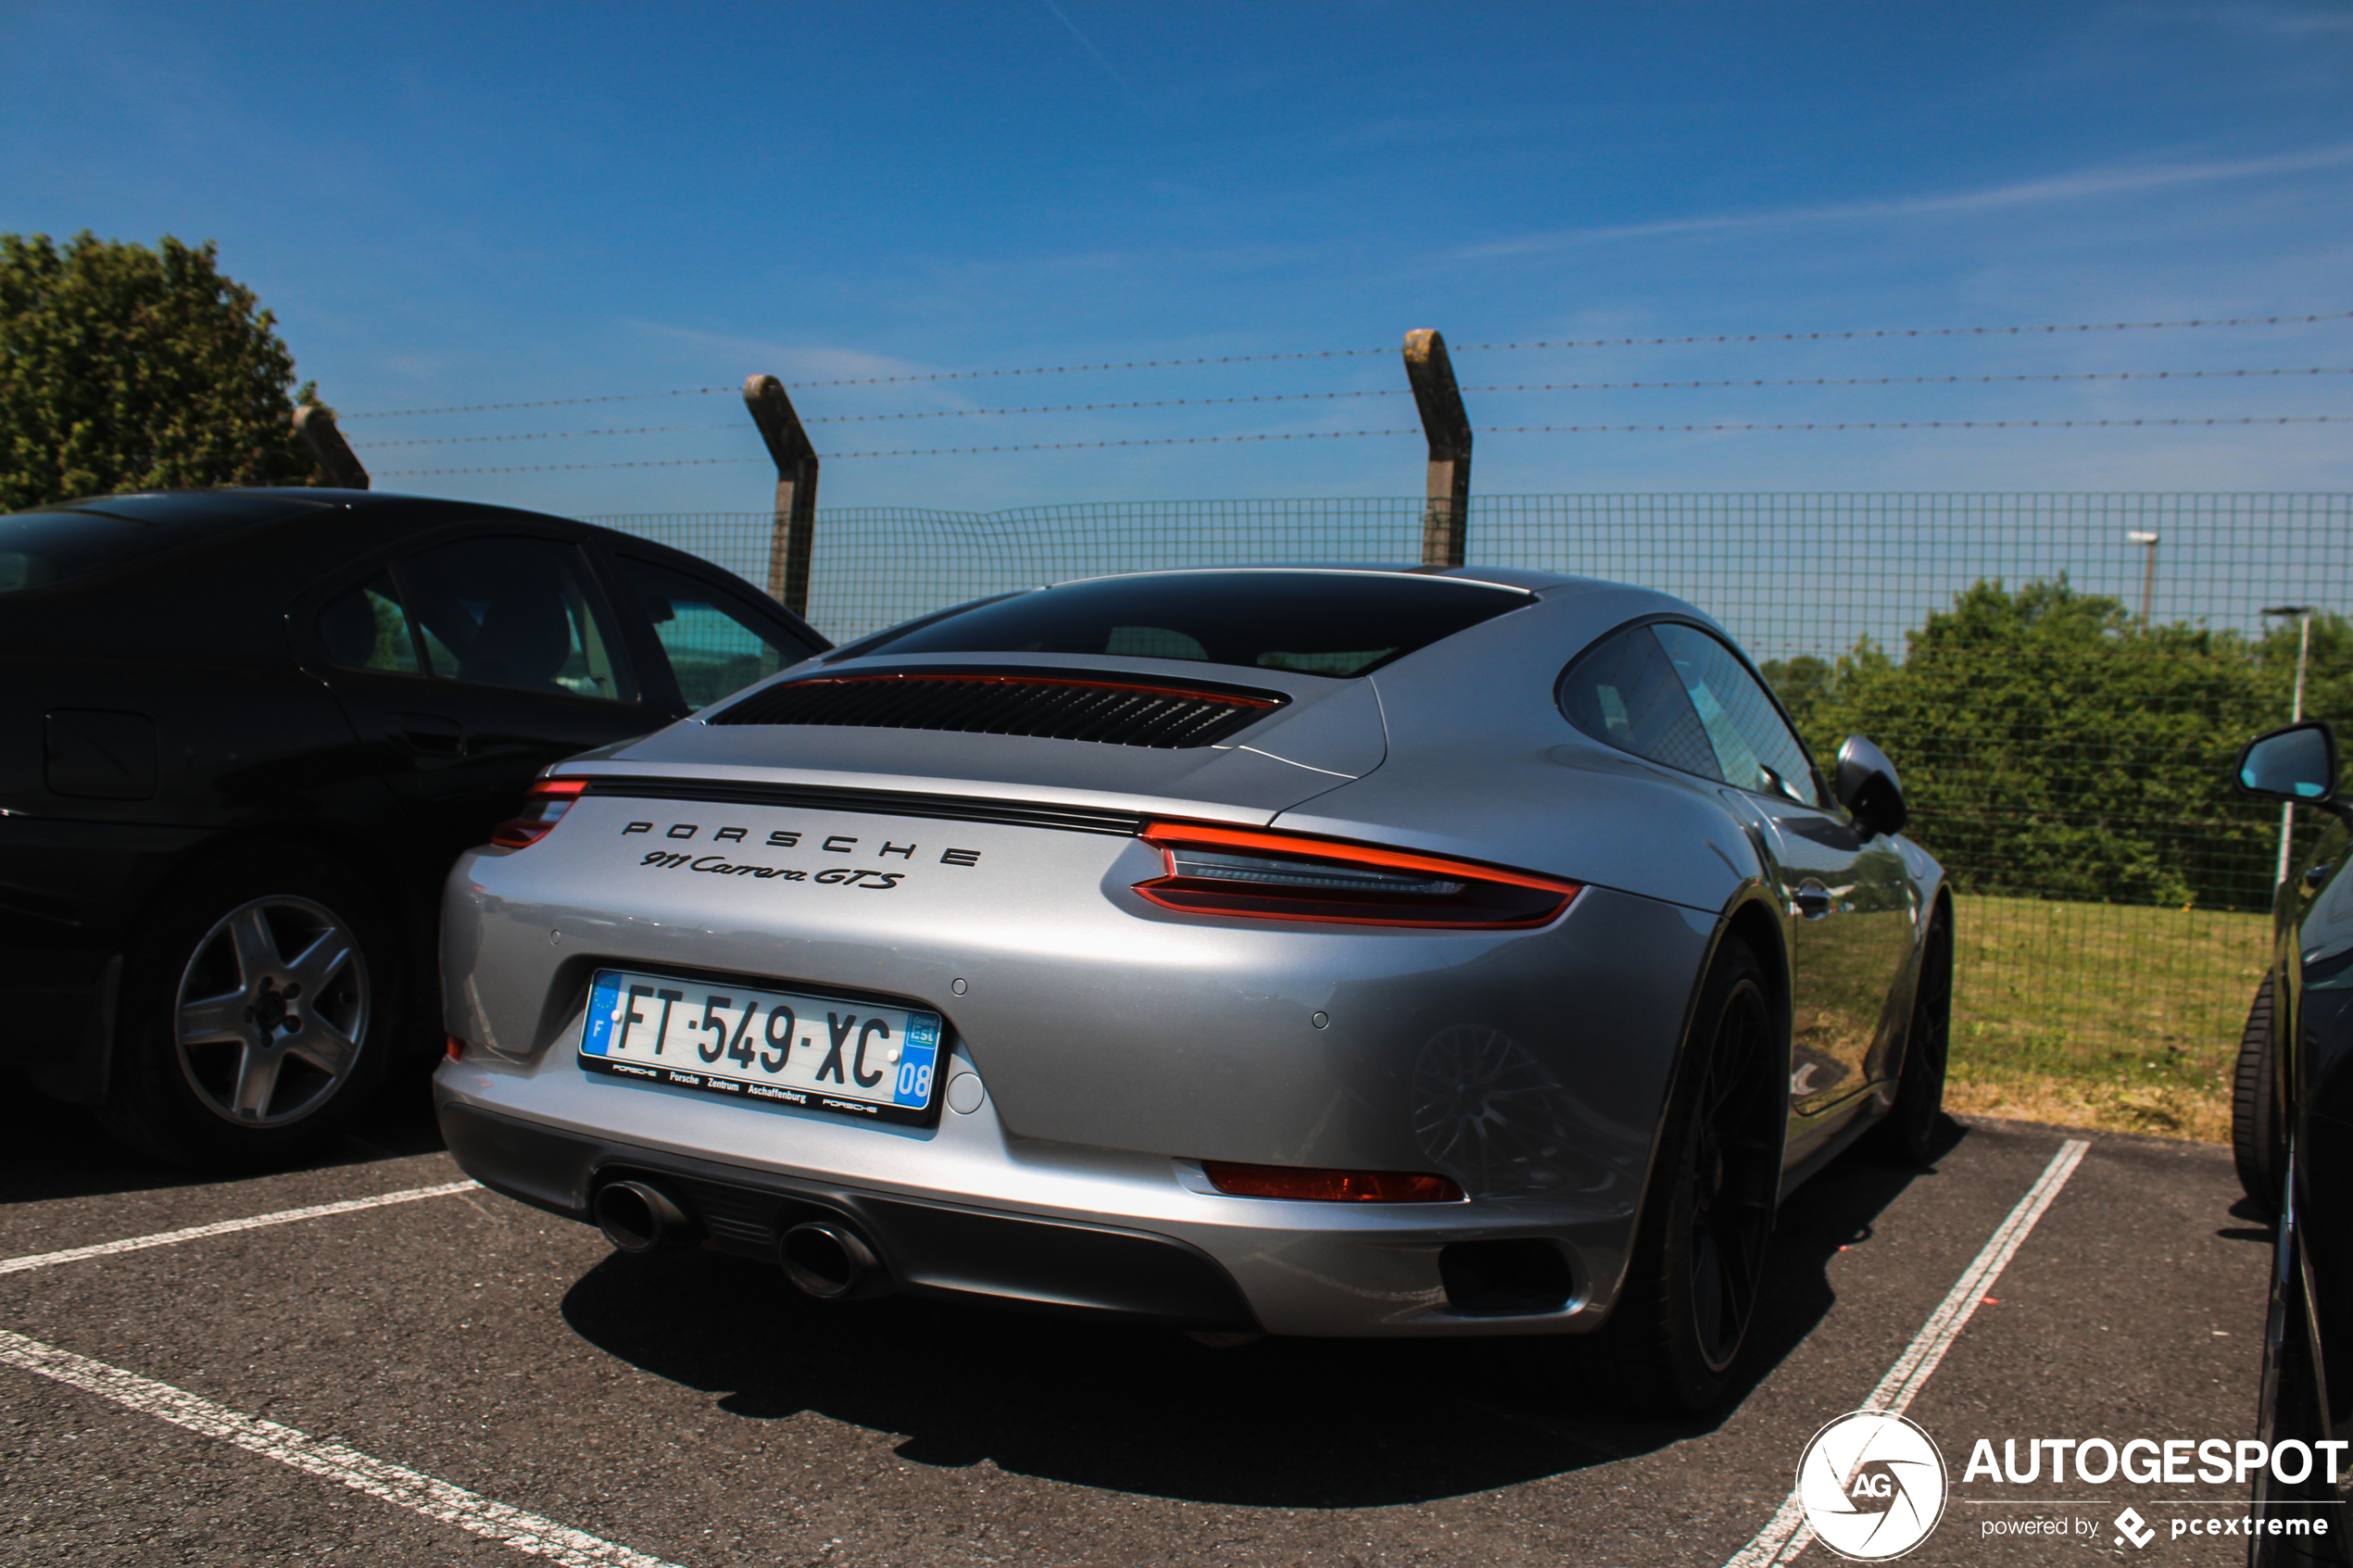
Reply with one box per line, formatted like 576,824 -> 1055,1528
593,494 -> 2353,1136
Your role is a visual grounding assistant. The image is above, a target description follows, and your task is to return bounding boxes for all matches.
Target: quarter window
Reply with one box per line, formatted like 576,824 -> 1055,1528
317,572 -> 423,674
1557,625 -> 1720,781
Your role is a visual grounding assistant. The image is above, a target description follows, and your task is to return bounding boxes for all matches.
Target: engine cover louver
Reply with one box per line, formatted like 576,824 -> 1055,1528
706,669 -> 1285,749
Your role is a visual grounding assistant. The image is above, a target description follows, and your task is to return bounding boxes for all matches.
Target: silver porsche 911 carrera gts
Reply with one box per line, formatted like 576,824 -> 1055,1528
433,565 -> 1951,1411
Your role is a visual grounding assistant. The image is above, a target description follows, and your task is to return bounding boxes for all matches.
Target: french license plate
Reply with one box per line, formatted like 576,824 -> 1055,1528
578,968 -> 943,1123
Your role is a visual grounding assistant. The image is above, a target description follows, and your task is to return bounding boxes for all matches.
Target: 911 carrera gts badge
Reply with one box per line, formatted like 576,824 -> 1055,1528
635,849 -> 903,887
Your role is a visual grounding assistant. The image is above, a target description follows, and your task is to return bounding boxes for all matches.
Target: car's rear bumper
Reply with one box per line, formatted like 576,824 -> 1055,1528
434,1042 -> 1645,1338
438,1098 -> 1264,1332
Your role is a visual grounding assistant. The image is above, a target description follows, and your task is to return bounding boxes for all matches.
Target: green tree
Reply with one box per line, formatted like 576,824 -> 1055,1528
0,232 -> 323,509
1767,576 -> 2305,909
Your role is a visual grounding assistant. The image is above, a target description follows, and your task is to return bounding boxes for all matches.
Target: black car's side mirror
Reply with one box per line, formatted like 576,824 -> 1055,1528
2233,721 -> 2348,822
1835,734 -> 1909,840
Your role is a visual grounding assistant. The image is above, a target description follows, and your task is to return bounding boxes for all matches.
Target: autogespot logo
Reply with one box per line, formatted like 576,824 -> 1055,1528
1799,1411 -> 1951,1561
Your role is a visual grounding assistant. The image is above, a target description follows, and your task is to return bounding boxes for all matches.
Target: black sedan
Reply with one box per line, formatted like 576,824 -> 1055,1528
2229,719 -> 2352,1563
2,488 -> 824,1169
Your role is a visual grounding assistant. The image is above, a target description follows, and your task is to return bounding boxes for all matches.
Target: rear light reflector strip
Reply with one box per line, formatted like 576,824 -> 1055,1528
1202,1161 -> 1465,1203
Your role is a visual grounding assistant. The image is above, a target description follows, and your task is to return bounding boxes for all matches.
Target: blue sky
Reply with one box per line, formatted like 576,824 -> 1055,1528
4,1 -> 2349,517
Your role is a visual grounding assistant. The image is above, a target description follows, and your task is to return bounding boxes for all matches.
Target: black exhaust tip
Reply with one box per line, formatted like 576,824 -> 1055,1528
779,1221 -> 887,1300
593,1179 -> 697,1255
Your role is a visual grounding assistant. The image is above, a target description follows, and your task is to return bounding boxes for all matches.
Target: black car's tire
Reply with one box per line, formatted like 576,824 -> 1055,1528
1863,907 -> 1954,1166
100,847 -> 396,1171
2232,974 -> 2286,1218
1552,937 -> 1782,1414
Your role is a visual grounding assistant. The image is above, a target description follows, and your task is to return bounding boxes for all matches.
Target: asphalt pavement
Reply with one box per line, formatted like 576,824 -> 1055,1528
0,1063 -> 2285,1568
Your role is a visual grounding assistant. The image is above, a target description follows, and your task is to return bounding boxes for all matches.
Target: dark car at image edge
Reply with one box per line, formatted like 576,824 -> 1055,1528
1,488 -> 824,1169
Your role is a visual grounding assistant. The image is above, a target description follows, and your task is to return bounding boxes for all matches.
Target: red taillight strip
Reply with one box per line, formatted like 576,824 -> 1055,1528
779,671 -> 1280,709
1139,821 -> 1581,897
534,777 -> 591,799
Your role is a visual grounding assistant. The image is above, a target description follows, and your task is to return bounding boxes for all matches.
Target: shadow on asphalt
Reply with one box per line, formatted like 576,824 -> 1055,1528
0,1057 -> 448,1207
557,1115 -> 1963,1506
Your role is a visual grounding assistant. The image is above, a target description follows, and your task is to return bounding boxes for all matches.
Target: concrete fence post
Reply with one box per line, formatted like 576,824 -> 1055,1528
743,373 -> 820,618
1403,329 -> 1471,569
293,405 -> 369,490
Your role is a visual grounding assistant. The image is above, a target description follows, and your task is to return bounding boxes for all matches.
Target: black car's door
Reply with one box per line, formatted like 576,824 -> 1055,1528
297,529 -> 671,866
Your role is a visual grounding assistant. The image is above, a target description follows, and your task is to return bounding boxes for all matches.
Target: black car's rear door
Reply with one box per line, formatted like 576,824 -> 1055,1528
296,529 -> 672,866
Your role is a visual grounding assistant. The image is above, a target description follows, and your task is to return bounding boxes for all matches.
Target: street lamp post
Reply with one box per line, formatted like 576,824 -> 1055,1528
2261,603 -> 2316,889
2127,532 -> 2160,629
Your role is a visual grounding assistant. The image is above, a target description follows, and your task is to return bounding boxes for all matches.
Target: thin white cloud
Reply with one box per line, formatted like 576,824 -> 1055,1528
1460,143 -> 2353,259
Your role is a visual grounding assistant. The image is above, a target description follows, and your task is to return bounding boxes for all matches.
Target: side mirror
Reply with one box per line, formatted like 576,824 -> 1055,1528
2233,721 -> 2338,805
1835,734 -> 1909,840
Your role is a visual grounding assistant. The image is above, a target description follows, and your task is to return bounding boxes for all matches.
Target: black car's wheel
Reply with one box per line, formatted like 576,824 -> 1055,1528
1554,937 -> 1782,1413
2233,974 -> 2286,1217
1864,906 -> 1954,1165
101,848 -> 396,1171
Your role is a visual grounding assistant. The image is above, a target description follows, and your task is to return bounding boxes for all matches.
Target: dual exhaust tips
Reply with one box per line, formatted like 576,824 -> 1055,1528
591,1178 -> 887,1300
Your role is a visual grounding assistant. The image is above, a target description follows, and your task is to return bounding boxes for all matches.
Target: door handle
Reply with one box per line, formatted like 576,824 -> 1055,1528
1792,879 -> 1833,920
393,713 -> 468,758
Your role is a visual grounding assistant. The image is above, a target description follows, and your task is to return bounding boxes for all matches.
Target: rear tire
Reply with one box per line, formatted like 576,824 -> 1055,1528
100,847 -> 396,1171
1551,937 -> 1781,1414
2232,974 -> 2285,1218
1863,907 -> 1953,1165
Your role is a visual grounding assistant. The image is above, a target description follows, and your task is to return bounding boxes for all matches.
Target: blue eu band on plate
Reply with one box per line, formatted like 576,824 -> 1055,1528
579,968 -> 943,1122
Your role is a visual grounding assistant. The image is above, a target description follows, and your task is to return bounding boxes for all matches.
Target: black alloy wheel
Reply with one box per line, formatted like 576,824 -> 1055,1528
101,847 -> 397,1171
1865,907 -> 1954,1165
1554,937 -> 1782,1413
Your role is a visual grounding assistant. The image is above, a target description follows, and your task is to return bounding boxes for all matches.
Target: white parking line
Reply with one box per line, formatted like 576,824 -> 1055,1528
0,1180 -> 478,1276
0,1329 -> 682,1568
1722,1137 -> 2093,1568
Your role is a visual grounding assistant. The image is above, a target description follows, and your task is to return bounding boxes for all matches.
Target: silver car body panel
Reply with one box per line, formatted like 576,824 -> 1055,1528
434,567 -> 1944,1336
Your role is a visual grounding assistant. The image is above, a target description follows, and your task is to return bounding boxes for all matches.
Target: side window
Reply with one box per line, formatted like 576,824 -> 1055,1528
1558,626 -> 1722,782
318,572 -> 424,674
1652,623 -> 1821,806
393,537 -> 632,701
614,556 -> 816,711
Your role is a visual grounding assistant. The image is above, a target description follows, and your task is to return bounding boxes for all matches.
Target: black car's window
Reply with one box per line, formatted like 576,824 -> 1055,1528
388,537 -> 630,701
853,571 -> 1530,679
1559,625 -> 1721,780
1653,622 -> 1820,806
614,555 -> 816,711
318,573 -> 424,674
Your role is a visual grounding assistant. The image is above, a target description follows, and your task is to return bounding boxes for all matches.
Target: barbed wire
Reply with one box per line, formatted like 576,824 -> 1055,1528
370,413 -> 2349,473
345,366 -> 2353,447
356,422 -> 741,447
341,310 -> 2353,420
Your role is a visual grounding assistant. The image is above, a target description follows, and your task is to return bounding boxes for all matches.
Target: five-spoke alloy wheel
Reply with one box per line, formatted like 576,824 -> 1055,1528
103,848 -> 396,1170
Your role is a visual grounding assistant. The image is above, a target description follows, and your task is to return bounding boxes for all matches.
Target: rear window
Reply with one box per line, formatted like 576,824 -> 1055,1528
0,493 -> 333,593
851,571 -> 1530,679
